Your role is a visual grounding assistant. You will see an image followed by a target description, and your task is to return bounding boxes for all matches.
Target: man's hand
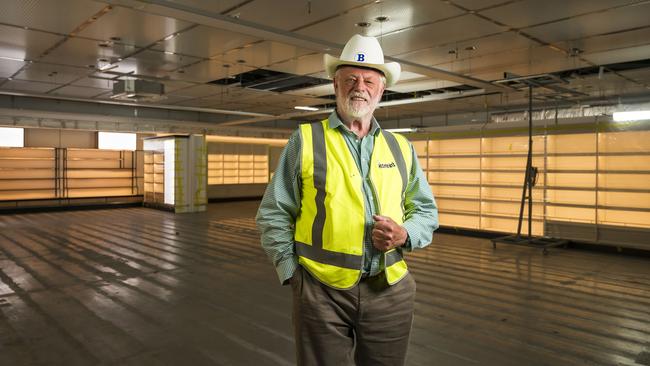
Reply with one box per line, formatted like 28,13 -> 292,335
372,215 -> 408,252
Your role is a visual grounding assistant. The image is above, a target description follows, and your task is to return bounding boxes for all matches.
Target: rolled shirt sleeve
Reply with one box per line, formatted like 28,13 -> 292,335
401,143 -> 439,251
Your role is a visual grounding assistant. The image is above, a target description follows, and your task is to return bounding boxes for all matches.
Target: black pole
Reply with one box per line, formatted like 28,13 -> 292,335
528,84 -> 533,238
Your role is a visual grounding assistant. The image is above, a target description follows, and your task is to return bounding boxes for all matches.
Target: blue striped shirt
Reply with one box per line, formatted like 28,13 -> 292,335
256,112 -> 438,285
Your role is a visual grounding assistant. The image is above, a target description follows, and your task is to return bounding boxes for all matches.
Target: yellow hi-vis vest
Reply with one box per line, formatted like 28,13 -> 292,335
295,119 -> 413,289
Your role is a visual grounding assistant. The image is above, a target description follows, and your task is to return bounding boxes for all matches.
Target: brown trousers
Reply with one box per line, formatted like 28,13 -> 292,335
291,266 -> 417,366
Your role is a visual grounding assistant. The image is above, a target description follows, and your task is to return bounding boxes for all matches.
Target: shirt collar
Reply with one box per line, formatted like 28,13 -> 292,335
328,111 -> 381,137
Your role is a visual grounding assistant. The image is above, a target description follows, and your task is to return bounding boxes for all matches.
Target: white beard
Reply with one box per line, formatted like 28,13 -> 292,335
337,92 -> 377,119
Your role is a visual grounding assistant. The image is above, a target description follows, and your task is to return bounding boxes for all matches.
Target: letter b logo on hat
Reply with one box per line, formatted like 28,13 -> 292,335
356,53 -> 365,62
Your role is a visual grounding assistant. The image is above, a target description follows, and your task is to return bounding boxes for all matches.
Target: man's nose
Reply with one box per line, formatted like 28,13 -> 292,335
352,79 -> 368,91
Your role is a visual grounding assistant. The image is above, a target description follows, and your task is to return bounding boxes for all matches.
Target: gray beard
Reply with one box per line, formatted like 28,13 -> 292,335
337,95 -> 377,119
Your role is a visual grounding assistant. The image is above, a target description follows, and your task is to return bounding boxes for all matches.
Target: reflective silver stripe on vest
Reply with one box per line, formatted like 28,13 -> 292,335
295,241 -> 363,270
299,122 -> 363,270
311,122 -> 327,250
385,249 -> 404,267
381,130 -> 408,194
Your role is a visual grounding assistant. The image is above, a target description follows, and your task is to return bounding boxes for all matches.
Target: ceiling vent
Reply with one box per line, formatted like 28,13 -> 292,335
111,79 -> 165,102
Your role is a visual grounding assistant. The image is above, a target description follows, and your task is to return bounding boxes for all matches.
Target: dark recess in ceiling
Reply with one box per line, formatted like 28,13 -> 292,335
209,69 -> 330,92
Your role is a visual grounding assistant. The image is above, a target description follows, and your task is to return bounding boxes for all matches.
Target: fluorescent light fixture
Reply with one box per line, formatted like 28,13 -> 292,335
294,106 -> 319,111
0,56 -> 26,62
98,63 -> 116,71
163,33 -> 177,41
613,110 -> 650,122
385,128 -> 417,133
0,127 -> 24,147
98,131 -> 137,150
164,51 -> 175,55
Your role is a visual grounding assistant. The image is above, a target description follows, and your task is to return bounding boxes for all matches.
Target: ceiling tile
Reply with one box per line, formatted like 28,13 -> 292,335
40,37 -> 137,68
379,14 -> 508,57
450,0 -> 519,11
233,0 -> 370,31
480,0 -> 642,29
524,2 -> 650,44
218,41 -> 316,69
76,5 -> 193,47
151,25 -> 259,59
0,0 -> 106,34
1,79 -> 58,93
174,59 -> 254,83
109,50 -> 202,78
15,62 -> 91,84
168,84 -> 225,98
0,25 -> 64,60
298,0 -> 464,42
0,59 -> 27,78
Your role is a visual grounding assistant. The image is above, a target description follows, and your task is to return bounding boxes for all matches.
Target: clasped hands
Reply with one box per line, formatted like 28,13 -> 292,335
371,215 -> 407,252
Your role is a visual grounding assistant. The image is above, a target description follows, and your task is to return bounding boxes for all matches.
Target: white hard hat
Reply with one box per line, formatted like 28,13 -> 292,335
324,34 -> 401,87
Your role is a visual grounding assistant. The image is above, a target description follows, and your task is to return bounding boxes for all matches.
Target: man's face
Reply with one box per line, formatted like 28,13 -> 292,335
334,66 -> 385,120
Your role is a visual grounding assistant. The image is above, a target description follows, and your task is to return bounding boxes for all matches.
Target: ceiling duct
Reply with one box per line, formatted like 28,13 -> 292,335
111,79 -> 166,102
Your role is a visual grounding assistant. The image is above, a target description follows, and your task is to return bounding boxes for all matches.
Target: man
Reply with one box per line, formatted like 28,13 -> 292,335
256,34 -> 438,366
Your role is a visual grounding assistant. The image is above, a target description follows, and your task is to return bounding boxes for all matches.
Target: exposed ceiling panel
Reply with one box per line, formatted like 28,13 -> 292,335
378,14 -> 508,57
167,83 -> 225,98
0,25 -> 64,60
76,5 -> 194,47
399,31 -> 533,68
71,76 -> 115,90
0,59 -> 27,78
14,63 -> 90,85
524,2 -> 650,43
296,0 -> 464,42
583,45 -> 650,69
157,0 -> 244,14
450,0 -> 520,11
217,41 -> 316,69
39,37 -> 137,68
0,0 -> 106,34
230,0 -> 372,31
150,25 -> 259,58
174,59 -> 255,83
2,79 -> 58,93
108,49 -> 202,76
479,0 -> 640,29
0,0 -> 649,131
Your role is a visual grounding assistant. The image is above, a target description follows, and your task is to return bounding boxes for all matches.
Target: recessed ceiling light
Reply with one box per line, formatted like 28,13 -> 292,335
465,45 -> 477,51
164,51 -> 175,55
163,33 -> 178,41
374,16 -> 389,22
355,21 -> 371,28
295,106 -> 319,111
613,110 -> 650,122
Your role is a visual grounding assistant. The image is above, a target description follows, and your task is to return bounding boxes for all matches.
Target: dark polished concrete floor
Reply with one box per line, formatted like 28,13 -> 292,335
0,201 -> 649,365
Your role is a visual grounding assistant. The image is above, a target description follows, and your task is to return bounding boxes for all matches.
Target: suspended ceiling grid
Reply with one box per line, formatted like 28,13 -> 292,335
0,0 -> 649,131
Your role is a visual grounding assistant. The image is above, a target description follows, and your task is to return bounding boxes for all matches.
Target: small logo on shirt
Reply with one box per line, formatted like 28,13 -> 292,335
378,162 -> 396,169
